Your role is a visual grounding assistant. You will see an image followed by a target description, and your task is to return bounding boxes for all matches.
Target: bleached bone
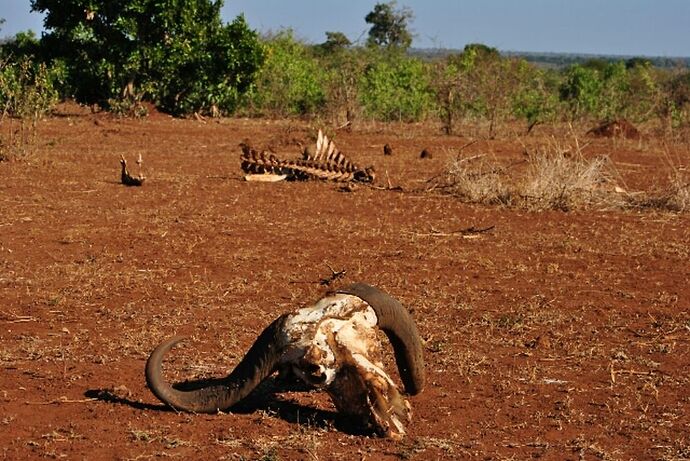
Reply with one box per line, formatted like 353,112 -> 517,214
120,155 -> 145,186
240,131 -> 376,183
145,283 -> 424,439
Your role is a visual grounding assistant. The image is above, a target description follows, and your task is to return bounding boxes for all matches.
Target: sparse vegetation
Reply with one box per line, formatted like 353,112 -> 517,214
434,136 -> 689,213
1,117 -> 688,460
0,56 -> 62,160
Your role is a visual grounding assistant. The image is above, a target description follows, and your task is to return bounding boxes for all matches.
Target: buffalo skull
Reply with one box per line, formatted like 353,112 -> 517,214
145,283 -> 425,438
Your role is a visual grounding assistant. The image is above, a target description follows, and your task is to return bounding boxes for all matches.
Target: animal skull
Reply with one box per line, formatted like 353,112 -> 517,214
145,283 -> 425,438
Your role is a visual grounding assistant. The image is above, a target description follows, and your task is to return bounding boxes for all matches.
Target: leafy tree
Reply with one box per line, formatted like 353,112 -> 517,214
248,31 -> 326,116
462,43 -> 500,61
320,47 -> 366,124
1,58 -> 61,119
512,67 -> 560,134
559,64 -> 603,120
0,30 -> 42,61
560,61 -> 641,122
29,0 -> 264,115
365,1 -> 413,50
359,55 -> 433,122
319,31 -> 351,54
439,45 -> 524,137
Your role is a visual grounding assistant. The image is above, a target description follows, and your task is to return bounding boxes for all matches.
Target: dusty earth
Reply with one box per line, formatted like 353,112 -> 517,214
1,106 -> 689,460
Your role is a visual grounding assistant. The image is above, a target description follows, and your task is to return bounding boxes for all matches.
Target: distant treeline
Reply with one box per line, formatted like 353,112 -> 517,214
2,2 -> 690,140
411,48 -> 690,70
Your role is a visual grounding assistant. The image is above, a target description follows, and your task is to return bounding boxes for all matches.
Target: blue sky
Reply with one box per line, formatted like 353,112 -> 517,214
2,0 -> 689,56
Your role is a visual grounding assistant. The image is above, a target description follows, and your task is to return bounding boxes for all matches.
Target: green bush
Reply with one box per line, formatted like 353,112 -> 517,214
29,0 -> 264,116
559,61 -> 649,122
247,31 -> 326,116
321,49 -> 366,123
512,67 -> 560,133
358,53 -> 433,122
0,58 -> 63,118
559,64 -> 603,120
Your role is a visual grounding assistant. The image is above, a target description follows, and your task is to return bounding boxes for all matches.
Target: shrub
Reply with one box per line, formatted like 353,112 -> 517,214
29,0 -> 264,116
358,53 -> 433,122
521,151 -> 617,211
435,141 -> 624,211
247,31 -> 326,116
436,45 -> 534,137
321,49 -> 366,124
559,64 -> 603,120
512,68 -> 560,134
0,57 -> 62,119
0,57 -> 63,161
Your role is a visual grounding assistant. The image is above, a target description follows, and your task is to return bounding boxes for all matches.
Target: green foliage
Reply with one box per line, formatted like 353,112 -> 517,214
146,13 -> 265,115
623,61 -> 662,121
438,46 -> 532,137
660,71 -> 690,128
461,43 -> 500,62
0,57 -> 63,118
0,57 -> 63,161
512,68 -> 560,133
666,71 -> 690,108
359,54 -> 433,122
365,1 -> 414,50
321,48 -> 366,123
318,32 -> 352,54
0,31 -> 42,61
559,60 -> 667,123
247,31 -> 326,116
559,64 -> 603,119
29,0 -> 264,116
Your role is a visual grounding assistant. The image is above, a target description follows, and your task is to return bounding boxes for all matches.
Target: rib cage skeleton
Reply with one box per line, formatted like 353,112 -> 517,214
240,130 -> 376,183
145,283 -> 424,438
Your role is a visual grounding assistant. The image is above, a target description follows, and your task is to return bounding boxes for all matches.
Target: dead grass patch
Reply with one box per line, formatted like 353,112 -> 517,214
521,149 -> 620,211
629,165 -> 689,212
434,137 -> 688,212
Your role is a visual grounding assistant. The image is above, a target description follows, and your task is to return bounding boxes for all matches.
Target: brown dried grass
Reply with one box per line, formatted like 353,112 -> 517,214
438,136 -> 688,213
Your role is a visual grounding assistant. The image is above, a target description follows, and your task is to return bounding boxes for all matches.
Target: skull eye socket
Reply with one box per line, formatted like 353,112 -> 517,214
296,361 -> 327,384
309,372 -> 327,384
305,363 -> 321,374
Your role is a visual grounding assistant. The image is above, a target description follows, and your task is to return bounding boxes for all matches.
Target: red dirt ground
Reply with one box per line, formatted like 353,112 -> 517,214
1,108 -> 689,460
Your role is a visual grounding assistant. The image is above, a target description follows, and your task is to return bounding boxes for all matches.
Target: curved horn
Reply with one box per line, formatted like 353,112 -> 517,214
145,315 -> 288,413
337,283 -> 425,395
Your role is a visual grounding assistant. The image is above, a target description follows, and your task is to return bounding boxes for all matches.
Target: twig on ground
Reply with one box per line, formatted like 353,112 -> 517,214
26,396 -> 98,405
407,225 -> 495,238
0,311 -> 37,323
319,263 -> 347,286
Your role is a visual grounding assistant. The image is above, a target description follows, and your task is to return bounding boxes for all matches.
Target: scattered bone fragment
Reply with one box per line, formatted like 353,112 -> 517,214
120,155 -> 145,186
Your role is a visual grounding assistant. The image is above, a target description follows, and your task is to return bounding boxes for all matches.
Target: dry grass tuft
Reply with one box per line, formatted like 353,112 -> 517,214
521,148 -> 619,211
443,154 -> 513,206
436,136 -> 689,213
628,160 -> 689,212
437,139 -> 624,211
